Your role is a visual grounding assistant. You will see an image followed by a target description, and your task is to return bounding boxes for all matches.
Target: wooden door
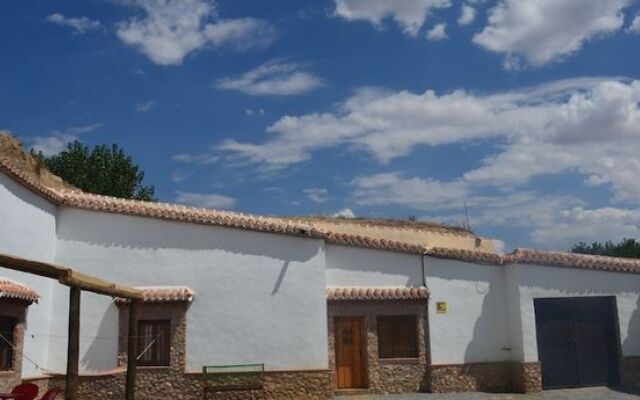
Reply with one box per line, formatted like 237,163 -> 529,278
335,318 -> 365,389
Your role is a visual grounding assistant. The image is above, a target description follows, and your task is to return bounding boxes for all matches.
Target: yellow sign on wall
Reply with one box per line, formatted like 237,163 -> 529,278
436,301 -> 447,314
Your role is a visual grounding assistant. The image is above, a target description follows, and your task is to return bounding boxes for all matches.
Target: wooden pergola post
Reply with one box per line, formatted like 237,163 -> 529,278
65,286 -> 81,400
0,252 -> 144,400
125,300 -> 138,400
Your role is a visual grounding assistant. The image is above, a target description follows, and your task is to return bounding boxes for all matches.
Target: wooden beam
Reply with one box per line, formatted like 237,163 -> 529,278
125,300 -> 138,400
59,270 -> 143,299
65,286 -> 81,400
0,252 -> 70,280
0,252 -> 143,299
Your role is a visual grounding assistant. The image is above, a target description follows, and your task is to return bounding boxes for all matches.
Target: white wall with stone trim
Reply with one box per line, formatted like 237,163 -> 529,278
511,263 -> 640,362
52,207 -> 329,373
424,257 -> 511,364
0,172 -> 57,377
325,244 -> 422,287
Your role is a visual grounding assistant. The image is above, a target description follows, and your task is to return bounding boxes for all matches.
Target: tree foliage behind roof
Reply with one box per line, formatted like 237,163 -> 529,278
572,238 -> 640,259
32,141 -> 156,201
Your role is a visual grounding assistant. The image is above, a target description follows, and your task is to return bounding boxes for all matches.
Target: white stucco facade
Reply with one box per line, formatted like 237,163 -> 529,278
326,244 -> 422,287
0,173 -> 57,376
424,257 -> 511,364
2,168 -> 640,387
51,207 -> 329,373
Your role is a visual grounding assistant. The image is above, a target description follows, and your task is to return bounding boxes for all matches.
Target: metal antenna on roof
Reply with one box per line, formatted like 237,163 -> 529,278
464,201 -> 471,232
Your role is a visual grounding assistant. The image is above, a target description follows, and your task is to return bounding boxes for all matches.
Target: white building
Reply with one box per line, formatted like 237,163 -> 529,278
1,146 -> 640,399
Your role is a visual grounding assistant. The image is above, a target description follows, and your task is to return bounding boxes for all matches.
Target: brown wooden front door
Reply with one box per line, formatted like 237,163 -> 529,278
335,318 -> 366,389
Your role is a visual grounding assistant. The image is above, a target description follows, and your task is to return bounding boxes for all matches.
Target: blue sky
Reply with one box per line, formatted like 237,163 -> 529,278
2,0 -> 640,251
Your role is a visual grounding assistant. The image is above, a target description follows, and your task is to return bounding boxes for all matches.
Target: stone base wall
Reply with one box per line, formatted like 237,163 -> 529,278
621,356 -> 640,387
428,361 -> 541,393
429,362 -> 511,393
25,369 -> 332,400
328,300 -> 429,394
510,362 -> 542,393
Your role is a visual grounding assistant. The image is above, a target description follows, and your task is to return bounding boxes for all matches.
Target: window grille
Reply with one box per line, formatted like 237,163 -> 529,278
377,315 -> 418,359
0,317 -> 16,371
136,320 -> 170,366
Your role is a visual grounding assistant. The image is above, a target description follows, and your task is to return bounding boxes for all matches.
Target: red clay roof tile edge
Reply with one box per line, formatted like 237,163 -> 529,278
0,278 -> 40,304
3,159 -> 640,273
327,286 -> 429,301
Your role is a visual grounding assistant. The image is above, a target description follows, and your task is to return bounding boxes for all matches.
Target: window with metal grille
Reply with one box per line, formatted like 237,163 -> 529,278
0,317 -> 16,371
136,320 -> 170,366
377,315 -> 418,359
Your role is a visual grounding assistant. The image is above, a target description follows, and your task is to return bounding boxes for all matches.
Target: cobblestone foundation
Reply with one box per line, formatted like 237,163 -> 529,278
428,361 -> 542,394
428,362 -> 511,393
621,356 -> 640,387
510,362 -> 542,393
25,369 -> 332,400
328,300 -> 429,394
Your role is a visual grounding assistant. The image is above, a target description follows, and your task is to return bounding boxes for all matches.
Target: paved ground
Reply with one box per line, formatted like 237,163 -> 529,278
335,387 -> 640,400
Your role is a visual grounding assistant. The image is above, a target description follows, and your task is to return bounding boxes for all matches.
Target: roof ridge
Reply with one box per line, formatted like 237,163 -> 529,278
3,157 -> 640,272
291,216 -> 474,237
1,158 -> 315,238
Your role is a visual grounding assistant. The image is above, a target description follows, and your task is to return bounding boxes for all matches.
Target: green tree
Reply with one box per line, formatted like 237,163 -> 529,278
571,238 -> 640,259
33,141 -> 156,201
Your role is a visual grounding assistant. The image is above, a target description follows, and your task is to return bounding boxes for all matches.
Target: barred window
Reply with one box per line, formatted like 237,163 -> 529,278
377,315 -> 418,359
0,317 -> 16,371
136,320 -> 170,366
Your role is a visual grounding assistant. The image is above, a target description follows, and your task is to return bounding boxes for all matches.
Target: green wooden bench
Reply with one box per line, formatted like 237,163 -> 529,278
202,363 -> 265,399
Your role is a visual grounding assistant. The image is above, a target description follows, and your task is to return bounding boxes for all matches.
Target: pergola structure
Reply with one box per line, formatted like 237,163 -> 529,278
0,252 -> 144,400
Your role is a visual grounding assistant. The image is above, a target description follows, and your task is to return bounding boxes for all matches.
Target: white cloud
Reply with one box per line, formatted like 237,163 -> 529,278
531,206 -> 640,248
458,4 -> 476,26
246,108 -> 265,117
135,100 -> 156,113
304,188 -> 330,203
116,0 -> 276,65
216,77 -> 640,204
216,60 -> 322,96
175,191 -> 236,208
473,0 -> 631,68
171,152 -> 219,164
170,170 -> 192,182
30,123 -> 102,156
628,13 -> 640,32
332,208 -> 356,218
47,13 -> 101,33
346,171 -> 640,249
352,172 -> 468,211
334,0 -> 451,36
426,23 -> 447,41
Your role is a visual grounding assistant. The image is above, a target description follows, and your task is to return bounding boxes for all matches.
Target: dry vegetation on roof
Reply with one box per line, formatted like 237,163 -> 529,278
291,215 -> 473,235
0,131 -> 77,192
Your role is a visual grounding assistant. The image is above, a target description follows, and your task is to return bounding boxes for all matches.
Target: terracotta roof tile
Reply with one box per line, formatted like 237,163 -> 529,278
424,247 -> 640,274
426,247 -> 504,265
115,286 -> 194,304
323,231 -> 428,254
506,248 -> 640,273
327,286 -> 428,301
4,158 -> 640,274
0,159 -> 313,238
0,278 -> 39,304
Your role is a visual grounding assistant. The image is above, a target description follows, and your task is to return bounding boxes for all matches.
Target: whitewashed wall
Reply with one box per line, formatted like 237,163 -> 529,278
326,244 -> 422,287
511,263 -> 640,362
0,172 -> 57,377
425,257 -> 511,364
52,208 -> 328,373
